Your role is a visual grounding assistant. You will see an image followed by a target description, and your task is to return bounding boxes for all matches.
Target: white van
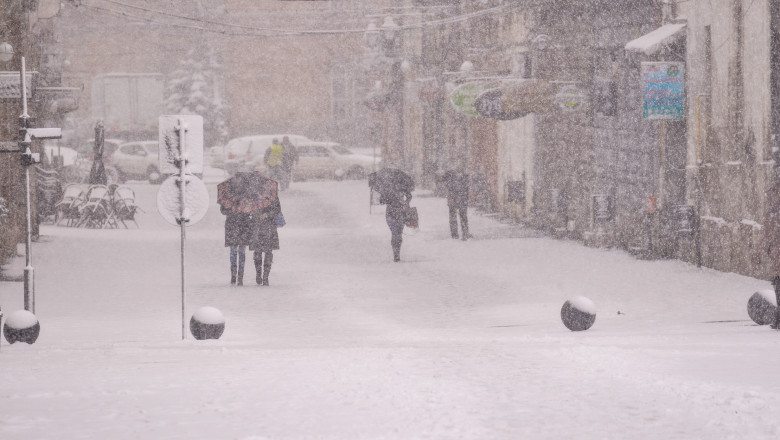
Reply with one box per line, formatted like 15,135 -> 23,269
223,134 -> 312,175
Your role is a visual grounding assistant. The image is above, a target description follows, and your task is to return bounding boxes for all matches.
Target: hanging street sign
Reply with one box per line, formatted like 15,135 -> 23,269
554,84 -> 587,112
0,72 -> 35,99
641,62 -> 685,120
450,81 -> 500,117
0,141 -> 20,153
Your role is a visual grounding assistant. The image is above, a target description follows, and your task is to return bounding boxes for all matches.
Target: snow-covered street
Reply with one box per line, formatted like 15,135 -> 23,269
1,177 -> 779,440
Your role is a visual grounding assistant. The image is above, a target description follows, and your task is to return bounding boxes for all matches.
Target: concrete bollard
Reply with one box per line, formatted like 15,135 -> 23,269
561,296 -> 597,331
190,306 -> 225,340
3,310 -> 40,344
747,290 -> 777,325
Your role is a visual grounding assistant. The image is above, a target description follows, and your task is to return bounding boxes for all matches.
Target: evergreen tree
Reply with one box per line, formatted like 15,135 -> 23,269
164,47 -> 228,148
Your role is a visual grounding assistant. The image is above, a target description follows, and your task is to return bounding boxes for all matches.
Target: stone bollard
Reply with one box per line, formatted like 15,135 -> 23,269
747,290 -> 777,325
561,296 -> 597,331
190,306 -> 225,340
4,310 -> 40,344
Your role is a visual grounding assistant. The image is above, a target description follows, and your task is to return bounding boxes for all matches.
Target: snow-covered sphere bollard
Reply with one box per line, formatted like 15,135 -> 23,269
747,290 -> 777,325
561,296 -> 597,331
190,307 -> 225,340
3,310 -> 40,344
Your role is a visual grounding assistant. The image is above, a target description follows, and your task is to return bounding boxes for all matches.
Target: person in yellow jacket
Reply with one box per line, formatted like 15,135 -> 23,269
264,139 -> 285,186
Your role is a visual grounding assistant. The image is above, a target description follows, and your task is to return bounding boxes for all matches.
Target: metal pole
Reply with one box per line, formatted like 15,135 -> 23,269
178,118 -> 187,340
20,56 -> 34,313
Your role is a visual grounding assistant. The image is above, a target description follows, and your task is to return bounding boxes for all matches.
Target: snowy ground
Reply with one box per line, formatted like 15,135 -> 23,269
1,170 -> 780,439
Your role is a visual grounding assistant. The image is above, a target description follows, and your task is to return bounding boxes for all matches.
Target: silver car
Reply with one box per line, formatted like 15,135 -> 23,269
112,141 -> 162,184
294,142 -> 379,180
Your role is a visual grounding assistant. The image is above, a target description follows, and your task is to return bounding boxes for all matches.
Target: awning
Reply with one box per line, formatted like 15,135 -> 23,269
625,23 -> 686,56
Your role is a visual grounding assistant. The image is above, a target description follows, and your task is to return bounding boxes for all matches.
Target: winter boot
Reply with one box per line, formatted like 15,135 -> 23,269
262,252 -> 273,286
254,257 -> 264,285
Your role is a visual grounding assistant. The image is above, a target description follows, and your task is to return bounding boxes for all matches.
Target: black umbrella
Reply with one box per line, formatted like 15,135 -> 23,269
88,121 -> 107,185
368,168 -> 414,197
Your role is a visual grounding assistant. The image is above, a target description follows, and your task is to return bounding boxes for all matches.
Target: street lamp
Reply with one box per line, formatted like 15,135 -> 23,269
380,16 -> 399,57
1,43 -> 61,313
0,42 -> 13,62
365,20 -> 380,49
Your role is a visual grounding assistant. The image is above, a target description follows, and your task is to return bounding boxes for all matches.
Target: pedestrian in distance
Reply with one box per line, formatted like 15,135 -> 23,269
264,138 -> 286,188
217,165 -> 282,286
369,168 -> 414,262
764,173 -> 780,329
440,167 -> 471,240
280,135 -> 299,190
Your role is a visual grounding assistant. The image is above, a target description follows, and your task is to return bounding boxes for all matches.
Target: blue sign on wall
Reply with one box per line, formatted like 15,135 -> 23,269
641,62 -> 684,120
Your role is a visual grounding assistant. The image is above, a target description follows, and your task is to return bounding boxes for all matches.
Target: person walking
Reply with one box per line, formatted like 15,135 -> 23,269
369,168 -> 414,262
217,167 -> 282,286
250,171 -> 282,286
441,167 -> 471,240
218,170 -> 259,285
264,138 -> 286,187
280,135 -> 299,190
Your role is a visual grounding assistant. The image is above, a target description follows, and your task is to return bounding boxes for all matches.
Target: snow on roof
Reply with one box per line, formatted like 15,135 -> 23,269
625,23 -> 686,56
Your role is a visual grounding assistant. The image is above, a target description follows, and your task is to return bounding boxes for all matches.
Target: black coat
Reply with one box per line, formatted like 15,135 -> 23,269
442,170 -> 469,207
218,172 -> 282,250
222,209 -> 254,247
249,199 -> 281,252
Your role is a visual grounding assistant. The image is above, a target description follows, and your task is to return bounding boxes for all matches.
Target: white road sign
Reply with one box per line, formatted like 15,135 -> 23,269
158,115 -> 204,174
156,174 -> 209,226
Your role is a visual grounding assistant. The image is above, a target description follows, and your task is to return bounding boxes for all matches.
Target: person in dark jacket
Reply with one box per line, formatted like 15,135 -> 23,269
441,168 -> 470,240
250,181 -> 282,286
279,136 -> 298,190
218,168 -> 282,286
370,168 -> 414,262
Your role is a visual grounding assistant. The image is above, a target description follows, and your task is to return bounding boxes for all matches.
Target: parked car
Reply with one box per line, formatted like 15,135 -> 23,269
112,141 -> 163,184
75,138 -> 124,163
223,134 -> 312,175
294,142 -> 379,180
207,146 -> 225,169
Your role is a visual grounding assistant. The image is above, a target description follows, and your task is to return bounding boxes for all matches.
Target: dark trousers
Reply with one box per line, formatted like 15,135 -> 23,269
449,203 -> 469,239
386,208 -> 405,261
230,246 -> 246,273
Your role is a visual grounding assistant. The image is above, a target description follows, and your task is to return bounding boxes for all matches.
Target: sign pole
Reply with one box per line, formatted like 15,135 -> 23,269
19,56 -> 35,313
177,118 -> 188,340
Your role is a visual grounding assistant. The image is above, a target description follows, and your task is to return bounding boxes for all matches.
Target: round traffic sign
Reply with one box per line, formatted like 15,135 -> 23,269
156,174 -> 209,226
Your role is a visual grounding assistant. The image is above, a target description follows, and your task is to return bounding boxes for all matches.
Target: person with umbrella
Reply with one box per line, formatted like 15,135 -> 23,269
369,168 -> 414,262
218,165 -> 283,286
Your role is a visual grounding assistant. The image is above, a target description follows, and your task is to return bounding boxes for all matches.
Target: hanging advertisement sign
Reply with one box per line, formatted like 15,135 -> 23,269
475,80 -> 553,120
641,62 -> 685,120
450,81 -> 499,117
